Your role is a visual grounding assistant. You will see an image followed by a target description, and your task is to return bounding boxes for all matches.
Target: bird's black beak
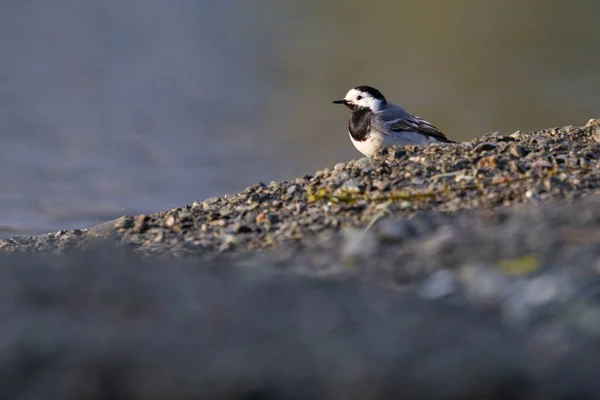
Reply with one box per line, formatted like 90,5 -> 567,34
332,99 -> 348,105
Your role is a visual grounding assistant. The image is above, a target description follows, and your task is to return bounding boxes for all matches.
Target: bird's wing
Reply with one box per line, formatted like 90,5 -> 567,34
387,115 -> 453,143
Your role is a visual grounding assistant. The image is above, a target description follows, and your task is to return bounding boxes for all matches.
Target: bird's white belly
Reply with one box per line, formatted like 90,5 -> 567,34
349,130 -> 437,158
349,132 -> 384,158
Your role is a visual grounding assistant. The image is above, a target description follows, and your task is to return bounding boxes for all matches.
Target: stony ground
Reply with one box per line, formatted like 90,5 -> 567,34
1,119 -> 600,399
2,119 -> 600,257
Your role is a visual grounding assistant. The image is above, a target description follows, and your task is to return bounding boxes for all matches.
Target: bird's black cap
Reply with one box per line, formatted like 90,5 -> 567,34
354,85 -> 386,101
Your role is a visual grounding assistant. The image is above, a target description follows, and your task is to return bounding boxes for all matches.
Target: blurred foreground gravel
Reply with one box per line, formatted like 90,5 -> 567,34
1,120 -> 600,398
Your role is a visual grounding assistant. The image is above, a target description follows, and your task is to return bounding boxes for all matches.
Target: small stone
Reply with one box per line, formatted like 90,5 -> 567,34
286,185 -> 298,196
375,220 -> 411,242
522,276 -> 561,307
530,136 -> 548,147
202,197 -> 219,209
164,214 -> 176,228
476,155 -> 497,169
586,118 -> 600,127
473,142 -> 497,152
508,144 -> 527,158
371,180 -> 389,191
133,215 -> 149,233
391,149 -> 407,160
178,210 -> 194,227
88,216 -> 131,237
507,160 -> 522,173
419,226 -> 458,254
495,141 -> 508,152
266,214 -> 279,224
374,147 -> 389,158
218,207 -> 233,217
211,219 -> 226,227
481,131 -> 504,140
219,234 -> 238,251
230,222 -> 253,233
509,130 -> 523,139
341,228 -> 378,261
151,229 -> 164,243
341,178 -> 362,193
354,157 -> 372,168
399,201 -> 412,209
412,178 -> 425,186
114,216 -> 134,230
255,213 -> 266,224
460,264 -> 508,308
420,270 -> 457,299
525,190 -> 540,201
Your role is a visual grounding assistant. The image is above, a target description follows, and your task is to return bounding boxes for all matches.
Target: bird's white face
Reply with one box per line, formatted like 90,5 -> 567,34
343,88 -> 385,111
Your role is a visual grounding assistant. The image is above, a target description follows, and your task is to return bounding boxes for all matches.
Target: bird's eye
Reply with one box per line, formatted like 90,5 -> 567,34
356,95 -> 363,100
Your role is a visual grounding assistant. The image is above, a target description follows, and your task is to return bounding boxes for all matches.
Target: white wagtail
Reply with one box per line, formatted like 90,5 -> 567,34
333,85 -> 454,158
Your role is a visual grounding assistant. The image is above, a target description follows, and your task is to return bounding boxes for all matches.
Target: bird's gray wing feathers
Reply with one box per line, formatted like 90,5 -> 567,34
381,105 -> 454,143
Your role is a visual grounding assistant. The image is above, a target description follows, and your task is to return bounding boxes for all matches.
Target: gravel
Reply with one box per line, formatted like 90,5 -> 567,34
0,119 -> 600,398
3,119 -> 600,257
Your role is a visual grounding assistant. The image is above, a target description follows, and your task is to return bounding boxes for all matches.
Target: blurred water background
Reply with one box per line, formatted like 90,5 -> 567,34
0,0 -> 599,235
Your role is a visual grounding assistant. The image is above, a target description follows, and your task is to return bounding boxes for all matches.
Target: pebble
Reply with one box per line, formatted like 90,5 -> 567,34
461,264 -> 509,308
286,185 -> 298,196
374,219 -> 412,242
474,142 -> 497,152
133,215 -> 149,233
340,228 -> 378,261
420,270 -> 457,299
341,178 -> 361,192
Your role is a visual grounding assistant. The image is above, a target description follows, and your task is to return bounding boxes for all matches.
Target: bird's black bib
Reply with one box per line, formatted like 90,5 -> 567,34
348,108 -> 371,142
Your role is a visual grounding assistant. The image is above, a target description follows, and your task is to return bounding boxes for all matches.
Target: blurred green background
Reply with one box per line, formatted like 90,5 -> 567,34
0,0 -> 599,234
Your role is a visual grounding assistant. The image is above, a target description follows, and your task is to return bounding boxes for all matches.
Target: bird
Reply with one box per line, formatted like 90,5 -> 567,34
332,85 -> 454,158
